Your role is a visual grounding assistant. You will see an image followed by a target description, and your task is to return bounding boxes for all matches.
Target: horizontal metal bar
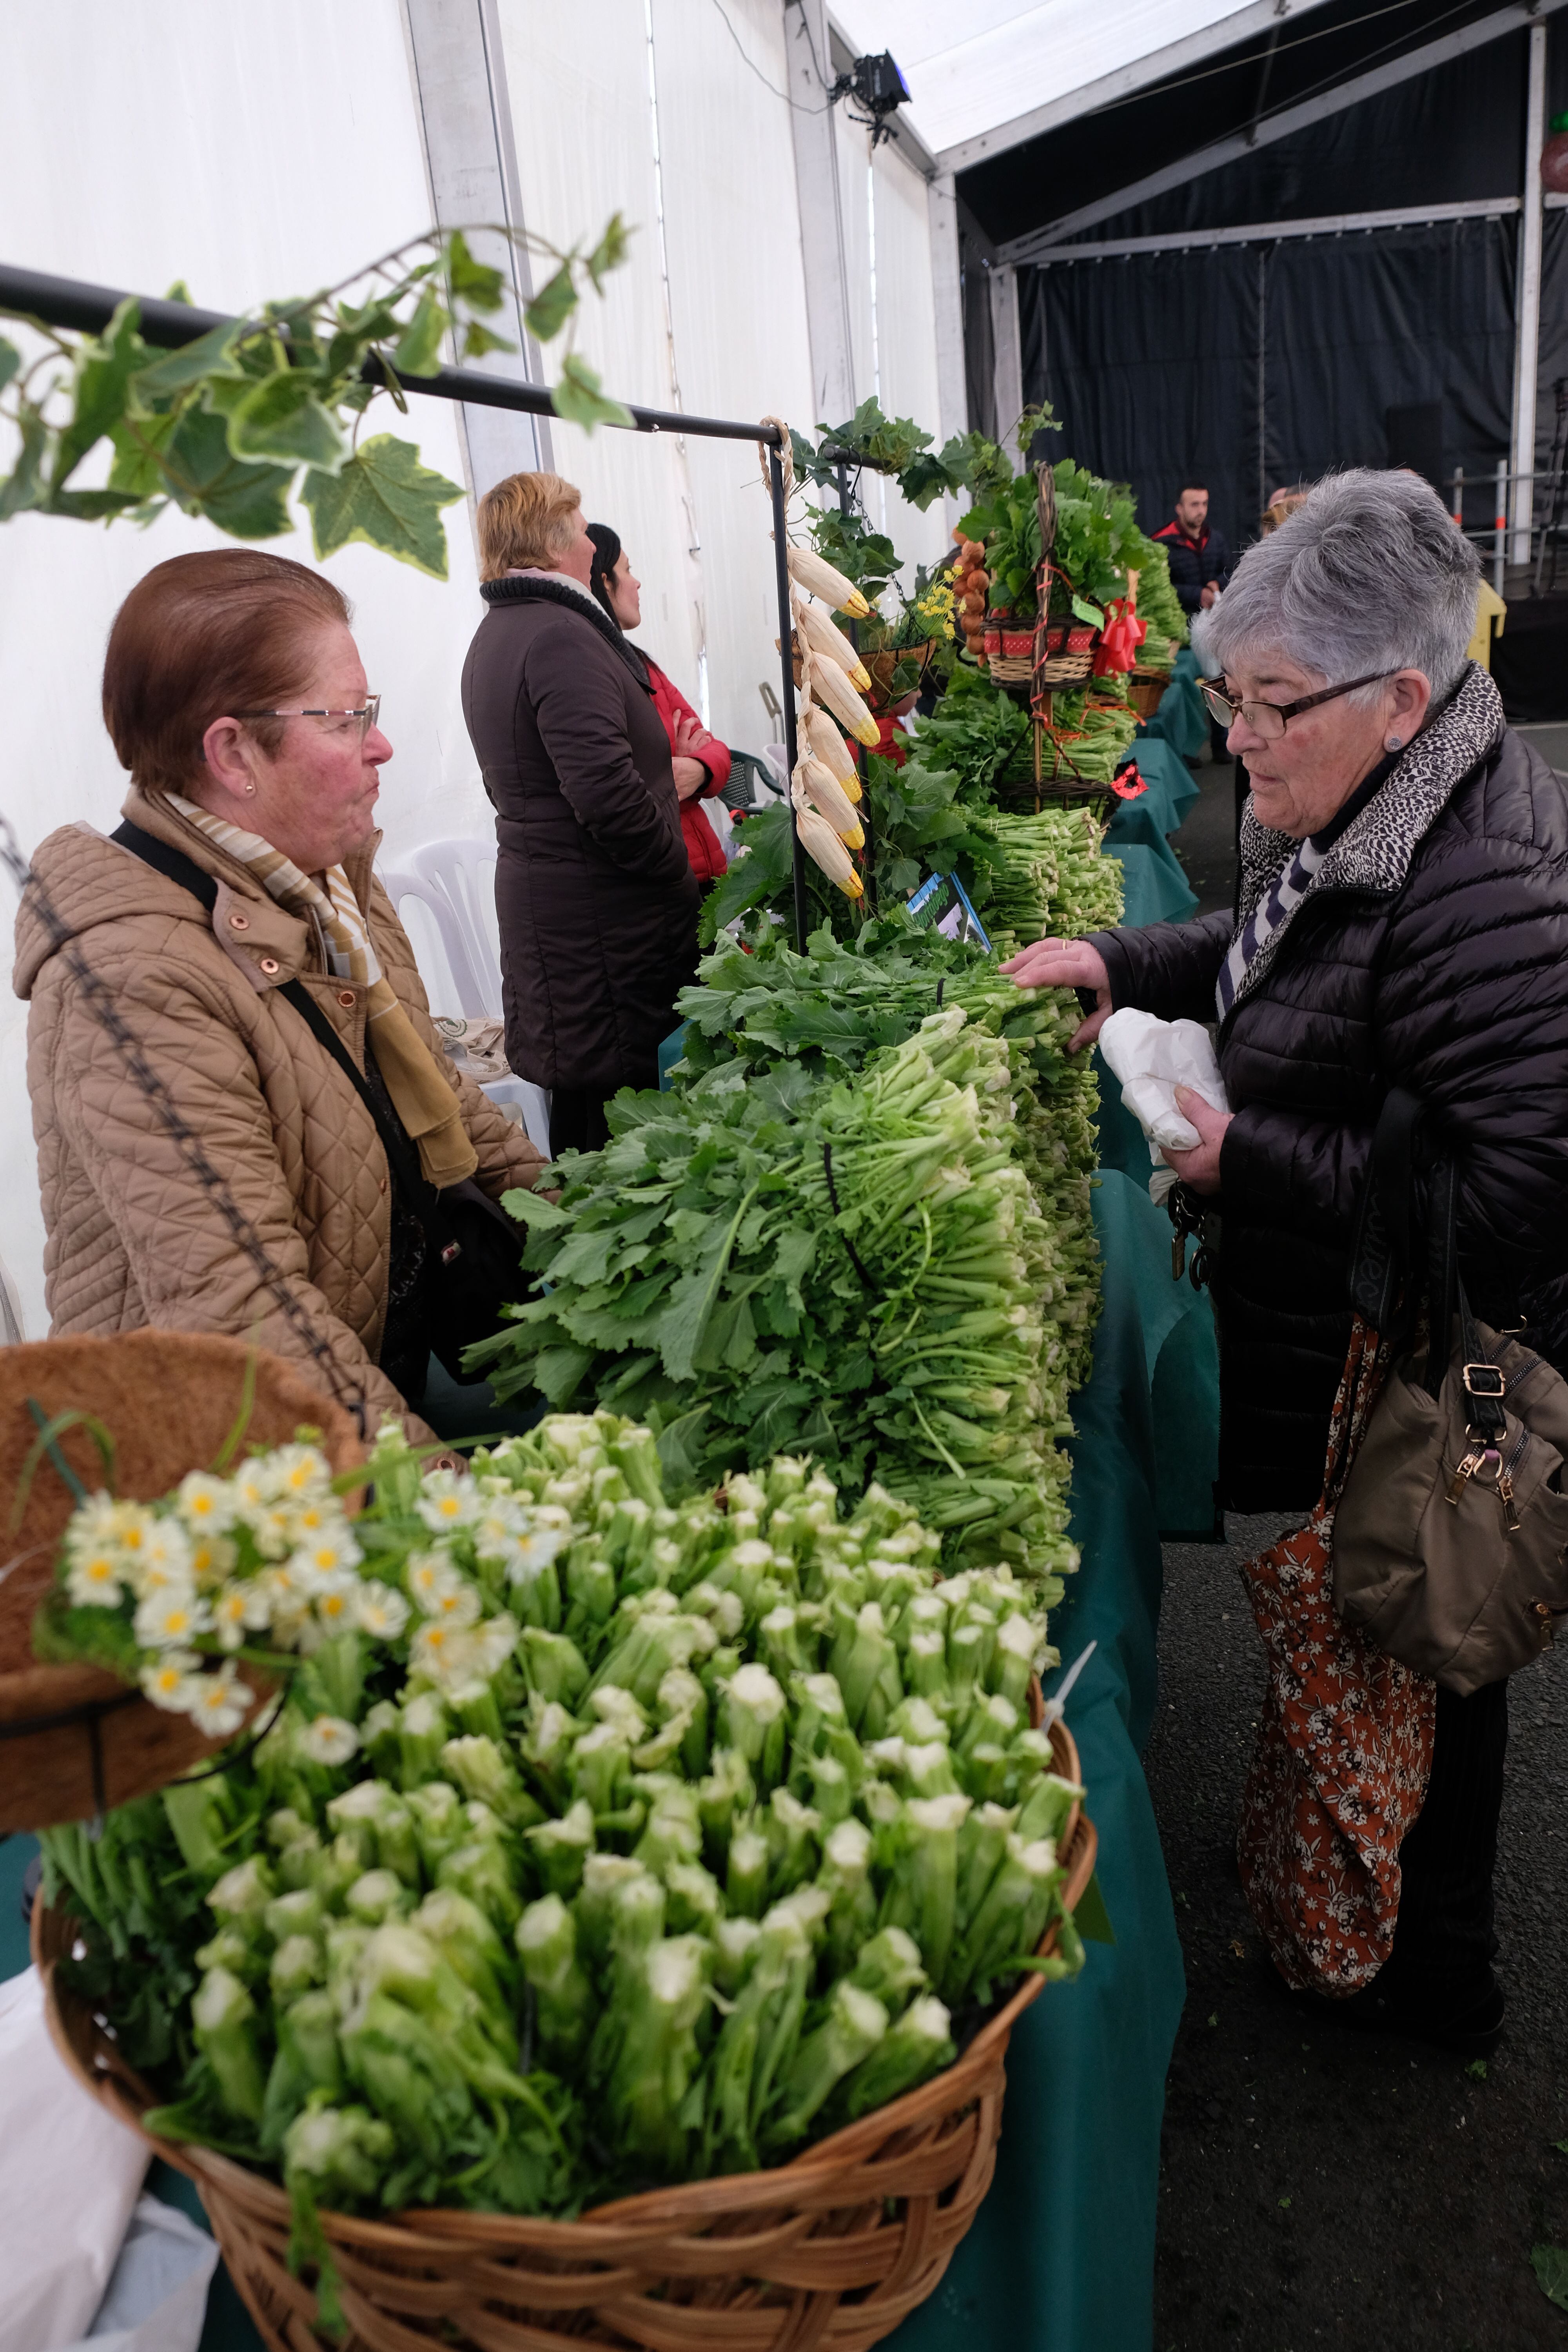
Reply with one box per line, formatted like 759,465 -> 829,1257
0,261 -> 783,447
1024,194 -> 1525,264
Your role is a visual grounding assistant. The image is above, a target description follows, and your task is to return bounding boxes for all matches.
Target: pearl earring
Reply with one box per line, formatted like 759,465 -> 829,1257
1386,735 -> 1403,751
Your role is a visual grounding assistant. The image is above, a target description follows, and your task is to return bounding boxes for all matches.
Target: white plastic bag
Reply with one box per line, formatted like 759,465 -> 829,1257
0,1966 -> 149,2352
70,2195 -> 219,2352
1098,1007 -> 1230,1162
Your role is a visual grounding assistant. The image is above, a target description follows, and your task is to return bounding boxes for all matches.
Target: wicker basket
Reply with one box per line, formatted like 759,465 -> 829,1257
0,1331 -> 364,1833
36,1723 -> 1096,2352
986,653 -> 1034,687
1128,670 -> 1170,721
1035,653 -> 1093,686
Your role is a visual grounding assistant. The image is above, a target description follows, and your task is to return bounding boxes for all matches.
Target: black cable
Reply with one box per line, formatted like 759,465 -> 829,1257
716,0 -> 829,112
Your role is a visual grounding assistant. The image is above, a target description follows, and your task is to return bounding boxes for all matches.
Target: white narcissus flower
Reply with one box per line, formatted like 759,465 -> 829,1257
64,1493 -> 126,1557
229,1460 -> 271,1523
267,1444 -> 332,1501
139,1650 -> 203,1712
187,1534 -> 237,1590
425,1575 -> 481,1631
409,1619 -> 475,1690
65,1544 -> 125,1608
211,1583 -> 251,1652
134,1518 -> 196,1596
505,1505 -> 574,1585
185,1667 -> 252,1741
287,1528 -> 364,1595
298,1713 -> 359,1766
174,1471 -> 236,1537
312,1577 -> 359,1635
415,1468 -> 483,1535
133,1587 -> 212,1651
353,1581 -> 411,1641
406,1550 -> 463,1615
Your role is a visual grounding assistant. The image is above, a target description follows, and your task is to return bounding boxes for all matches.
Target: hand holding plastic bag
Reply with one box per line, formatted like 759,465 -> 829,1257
1098,1008 -> 1230,1162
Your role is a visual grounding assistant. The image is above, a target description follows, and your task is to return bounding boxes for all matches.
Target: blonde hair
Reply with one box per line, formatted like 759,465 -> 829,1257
1260,488 -> 1309,537
476,470 -> 582,580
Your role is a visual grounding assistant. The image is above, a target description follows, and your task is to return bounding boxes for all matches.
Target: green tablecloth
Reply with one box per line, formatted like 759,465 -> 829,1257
1135,646 -> 1207,763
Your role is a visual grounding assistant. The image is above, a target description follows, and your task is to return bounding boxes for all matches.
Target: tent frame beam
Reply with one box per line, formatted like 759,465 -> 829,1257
998,0 -> 1568,265
1018,191 -> 1568,264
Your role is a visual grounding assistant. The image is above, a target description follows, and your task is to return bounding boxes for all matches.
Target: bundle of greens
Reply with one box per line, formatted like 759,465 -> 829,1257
1035,684 -> 1142,788
38,1414 -> 1085,2277
470,1000 -> 1087,1602
967,805 -> 1126,953
1131,537 -> 1189,664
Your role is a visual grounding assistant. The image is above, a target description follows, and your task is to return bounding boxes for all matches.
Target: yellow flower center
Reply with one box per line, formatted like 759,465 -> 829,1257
85,1555 -> 115,1584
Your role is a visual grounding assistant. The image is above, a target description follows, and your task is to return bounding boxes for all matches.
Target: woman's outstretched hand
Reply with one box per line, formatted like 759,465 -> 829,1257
999,936 -> 1112,1053
1160,1084 -> 1234,1195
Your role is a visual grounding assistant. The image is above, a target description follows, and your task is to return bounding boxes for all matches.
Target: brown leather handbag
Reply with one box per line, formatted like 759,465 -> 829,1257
1333,1094 -> 1568,1694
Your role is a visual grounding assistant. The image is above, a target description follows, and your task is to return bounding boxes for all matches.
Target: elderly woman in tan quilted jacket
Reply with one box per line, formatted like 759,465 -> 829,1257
14,548 -> 544,1441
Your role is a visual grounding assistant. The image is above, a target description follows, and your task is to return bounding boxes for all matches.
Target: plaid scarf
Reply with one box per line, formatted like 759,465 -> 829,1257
170,795 -> 477,1189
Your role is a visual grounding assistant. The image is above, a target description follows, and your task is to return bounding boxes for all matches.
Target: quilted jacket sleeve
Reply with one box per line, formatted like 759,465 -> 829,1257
1220,821 -> 1568,1279
1089,910 -> 1233,1023
526,621 -> 690,886
39,946 -> 422,1435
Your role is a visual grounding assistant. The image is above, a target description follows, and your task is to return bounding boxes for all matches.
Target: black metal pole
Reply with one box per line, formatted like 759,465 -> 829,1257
0,261 -> 782,449
769,445 -> 808,953
835,457 -> 877,916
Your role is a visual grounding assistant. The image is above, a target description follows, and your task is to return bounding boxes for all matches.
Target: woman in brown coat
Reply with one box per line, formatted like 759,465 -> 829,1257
460,471 -> 699,1156
15,549 -> 545,1441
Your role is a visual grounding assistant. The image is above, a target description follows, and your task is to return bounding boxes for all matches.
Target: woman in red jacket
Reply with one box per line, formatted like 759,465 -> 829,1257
586,524 -> 730,883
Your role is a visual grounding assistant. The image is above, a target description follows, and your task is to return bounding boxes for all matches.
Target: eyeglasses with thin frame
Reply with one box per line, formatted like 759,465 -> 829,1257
1199,671 -> 1395,742
233,695 -> 382,745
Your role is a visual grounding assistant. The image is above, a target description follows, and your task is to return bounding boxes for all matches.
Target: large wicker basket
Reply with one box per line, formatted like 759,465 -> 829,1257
0,1331 -> 364,1833
36,1723 -> 1096,2352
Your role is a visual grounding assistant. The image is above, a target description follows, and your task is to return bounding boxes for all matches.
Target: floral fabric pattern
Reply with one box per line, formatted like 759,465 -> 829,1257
1236,1312 -> 1436,1993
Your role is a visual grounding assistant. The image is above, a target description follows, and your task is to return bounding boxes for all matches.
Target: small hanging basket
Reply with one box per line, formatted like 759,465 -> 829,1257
35,1715 -> 1096,2352
1128,670 -> 1170,722
0,1330 -> 364,1832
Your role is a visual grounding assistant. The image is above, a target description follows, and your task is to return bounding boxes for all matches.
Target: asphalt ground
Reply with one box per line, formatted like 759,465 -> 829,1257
1146,1521 -> 1568,2351
1142,754 -> 1568,2347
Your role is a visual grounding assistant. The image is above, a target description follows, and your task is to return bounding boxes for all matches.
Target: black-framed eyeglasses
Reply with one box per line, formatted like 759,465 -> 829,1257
234,695 -> 381,745
1199,672 -> 1394,742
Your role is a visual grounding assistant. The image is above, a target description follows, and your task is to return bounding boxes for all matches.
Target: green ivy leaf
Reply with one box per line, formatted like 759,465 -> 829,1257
129,319 -> 245,404
391,290 -> 448,380
551,352 -> 634,432
223,369 -> 348,473
583,212 -> 633,293
162,405 -> 294,539
0,409 -> 51,519
1532,2247 -> 1568,2312
445,229 -> 506,314
301,432 -> 463,577
461,319 -> 515,361
524,263 -> 576,347
0,337 -> 20,393
51,298 -> 145,491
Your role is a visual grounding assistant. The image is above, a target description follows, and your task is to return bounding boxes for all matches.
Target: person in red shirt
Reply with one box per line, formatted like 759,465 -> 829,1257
586,524 -> 731,883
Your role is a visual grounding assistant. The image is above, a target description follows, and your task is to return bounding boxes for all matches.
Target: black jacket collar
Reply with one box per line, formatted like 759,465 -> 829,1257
480,574 -> 651,689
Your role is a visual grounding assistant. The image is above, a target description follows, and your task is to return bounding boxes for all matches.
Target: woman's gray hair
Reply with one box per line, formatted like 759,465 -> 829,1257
1200,468 -> 1480,699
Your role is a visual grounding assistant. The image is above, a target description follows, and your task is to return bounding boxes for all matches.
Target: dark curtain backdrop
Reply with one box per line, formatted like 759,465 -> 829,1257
1020,217 -> 1528,552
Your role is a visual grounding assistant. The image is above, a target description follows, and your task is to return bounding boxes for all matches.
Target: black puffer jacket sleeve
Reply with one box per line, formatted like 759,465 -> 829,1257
523,617 -> 690,888
1087,910 -> 1232,1024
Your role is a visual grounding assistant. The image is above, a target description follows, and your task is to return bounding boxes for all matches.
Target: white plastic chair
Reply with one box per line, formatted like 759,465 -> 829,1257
378,839 -> 552,1155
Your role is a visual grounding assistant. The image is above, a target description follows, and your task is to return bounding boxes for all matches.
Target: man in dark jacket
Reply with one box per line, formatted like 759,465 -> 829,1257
1152,481 -> 1232,615
461,471 -> 698,1157
1003,470 -> 1568,2056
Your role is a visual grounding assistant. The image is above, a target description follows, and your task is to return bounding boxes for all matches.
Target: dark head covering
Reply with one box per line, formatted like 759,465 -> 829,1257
586,523 -> 623,625
585,523 -> 649,687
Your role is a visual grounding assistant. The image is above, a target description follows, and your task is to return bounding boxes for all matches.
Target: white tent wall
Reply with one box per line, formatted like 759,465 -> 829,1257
0,0 -> 494,1339
498,0 -> 818,756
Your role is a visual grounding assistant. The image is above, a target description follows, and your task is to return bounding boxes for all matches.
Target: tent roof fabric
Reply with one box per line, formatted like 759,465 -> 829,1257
832,0 -> 1333,165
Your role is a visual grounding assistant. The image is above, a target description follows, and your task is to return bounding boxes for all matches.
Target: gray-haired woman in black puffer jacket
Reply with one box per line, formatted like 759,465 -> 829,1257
1004,468 -> 1568,2055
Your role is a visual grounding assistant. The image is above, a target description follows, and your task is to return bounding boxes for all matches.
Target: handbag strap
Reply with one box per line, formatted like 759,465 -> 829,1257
111,818 -> 437,1220
1350,1081 -> 1505,1439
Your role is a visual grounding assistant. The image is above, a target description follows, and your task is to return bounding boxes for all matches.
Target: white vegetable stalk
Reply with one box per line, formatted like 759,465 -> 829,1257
786,544 -> 871,617
794,593 -> 873,690
794,756 -> 864,847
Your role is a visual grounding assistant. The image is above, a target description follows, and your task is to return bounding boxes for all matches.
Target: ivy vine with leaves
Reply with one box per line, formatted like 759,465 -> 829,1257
0,218 -> 630,577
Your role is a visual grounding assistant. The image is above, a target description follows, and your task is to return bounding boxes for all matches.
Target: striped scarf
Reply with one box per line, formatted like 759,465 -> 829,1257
169,795 -> 477,1189
1215,833 -> 1328,1018
1216,750 -> 1399,1021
